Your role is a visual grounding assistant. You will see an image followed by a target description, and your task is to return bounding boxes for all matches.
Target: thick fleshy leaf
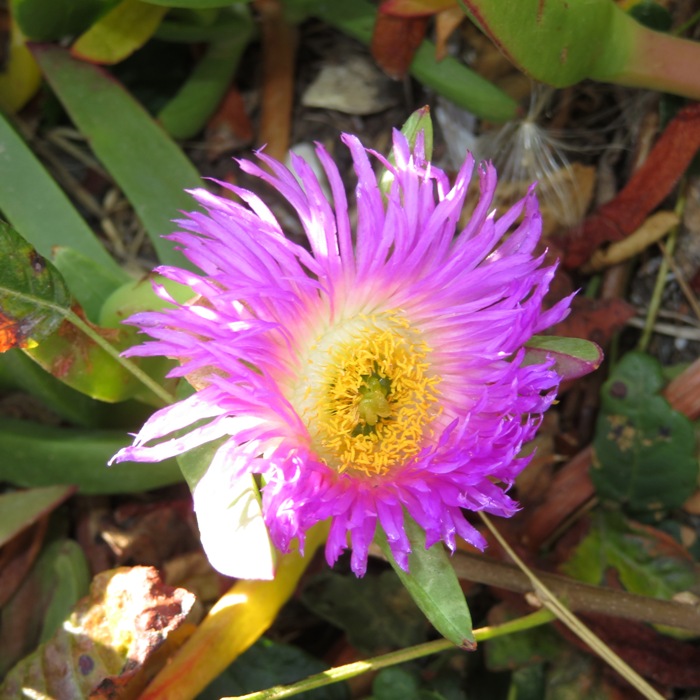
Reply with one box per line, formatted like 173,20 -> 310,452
12,0 -> 120,41
23,316 -> 172,404
0,221 -> 71,352
0,566 -> 196,699
0,111 -> 129,309
51,247 -> 130,324
461,0 -> 700,100
0,417 -> 183,493
178,438 -> 277,580
0,349 -> 107,427
71,0 -> 168,64
0,485 -> 74,548
524,335 -> 603,380
0,18 -> 42,113
157,8 -> 254,140
377,515 -> 475,649
32,44 -> 203,269
591,351 -> 698,516
305,0 -> 518,122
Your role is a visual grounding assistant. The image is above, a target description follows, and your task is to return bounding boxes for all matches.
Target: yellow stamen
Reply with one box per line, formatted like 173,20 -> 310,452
289,312 -> 441,477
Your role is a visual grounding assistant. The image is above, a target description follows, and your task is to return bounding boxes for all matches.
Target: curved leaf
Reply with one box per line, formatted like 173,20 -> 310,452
71,0 -> 169,64
0,417 -> 183,493
32,44 -> 203,269
377,514 -> 475,649
0,221 -> 70,351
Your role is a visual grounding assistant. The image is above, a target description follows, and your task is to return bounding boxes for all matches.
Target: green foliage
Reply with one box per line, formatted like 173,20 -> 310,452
0,221 -> 71,347
301,569 -> 426,652
197,638 -> 350,700
377,515 -> 475,649
0,418 -> 182,493
11,0 -> 119,41
157,7 -> 254,139
303,0 -> 519,122
591,352 -> 698,517
32,44 -> 203,269
561,511 -> 696,602
0,113 -> 128,306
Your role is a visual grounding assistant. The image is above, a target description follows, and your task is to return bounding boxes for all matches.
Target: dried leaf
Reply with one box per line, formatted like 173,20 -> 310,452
370,12 -> 428,80
562,103 -> 700,268
0,566 -> 197,699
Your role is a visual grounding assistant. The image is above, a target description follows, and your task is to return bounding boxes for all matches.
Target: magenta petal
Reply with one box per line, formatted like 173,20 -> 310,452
112,126 -> 584,578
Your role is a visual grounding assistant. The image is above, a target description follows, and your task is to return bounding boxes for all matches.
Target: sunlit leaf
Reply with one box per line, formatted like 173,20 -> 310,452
0,111 -> 129,309
139,526 -> 328,700
377,514 -> 475,649
178,437 -> 277,580
591,351 -> 698,517
0,566 -> 197,699
51,247 -> 130,324
0,221 -> 71,352
71,0 -> 169,65
0,19 -> 42,113
0,417 -> 183,494
23,314 -> 172,404
32,44 -> 203,269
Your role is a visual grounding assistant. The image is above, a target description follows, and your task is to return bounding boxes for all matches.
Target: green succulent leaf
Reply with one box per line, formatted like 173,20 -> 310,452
377,515 -> 475,649
0,418 -> 183,493
32,44 -> 203,269
11,0 -> 120,41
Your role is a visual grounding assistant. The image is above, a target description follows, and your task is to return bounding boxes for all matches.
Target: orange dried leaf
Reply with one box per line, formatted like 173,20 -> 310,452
371,12 -> 429,80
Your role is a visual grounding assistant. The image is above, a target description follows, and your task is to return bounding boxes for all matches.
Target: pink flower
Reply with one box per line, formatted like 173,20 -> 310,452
112,130 -> 571,577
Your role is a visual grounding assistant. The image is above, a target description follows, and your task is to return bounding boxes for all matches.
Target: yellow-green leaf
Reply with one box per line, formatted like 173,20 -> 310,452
71,0 -> 168,65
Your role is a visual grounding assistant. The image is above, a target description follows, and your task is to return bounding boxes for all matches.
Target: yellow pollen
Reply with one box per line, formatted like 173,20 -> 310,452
291,312 -> 442,477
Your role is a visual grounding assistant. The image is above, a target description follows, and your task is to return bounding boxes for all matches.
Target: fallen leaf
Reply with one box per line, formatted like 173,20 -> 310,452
0,566 -> 197,699
562,102 -> 700,268
552,297 -> 636,349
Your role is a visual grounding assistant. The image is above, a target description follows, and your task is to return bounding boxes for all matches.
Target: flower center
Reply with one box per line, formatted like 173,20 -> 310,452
292,312 -> 441,477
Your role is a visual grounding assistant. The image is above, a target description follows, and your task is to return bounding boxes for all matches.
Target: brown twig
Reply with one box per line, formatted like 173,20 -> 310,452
254,0 -> 298,162
453,550 -> 700,634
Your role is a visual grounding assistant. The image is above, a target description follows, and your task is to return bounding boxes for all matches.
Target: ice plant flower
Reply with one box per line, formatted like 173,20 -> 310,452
111,130 -> 572,577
